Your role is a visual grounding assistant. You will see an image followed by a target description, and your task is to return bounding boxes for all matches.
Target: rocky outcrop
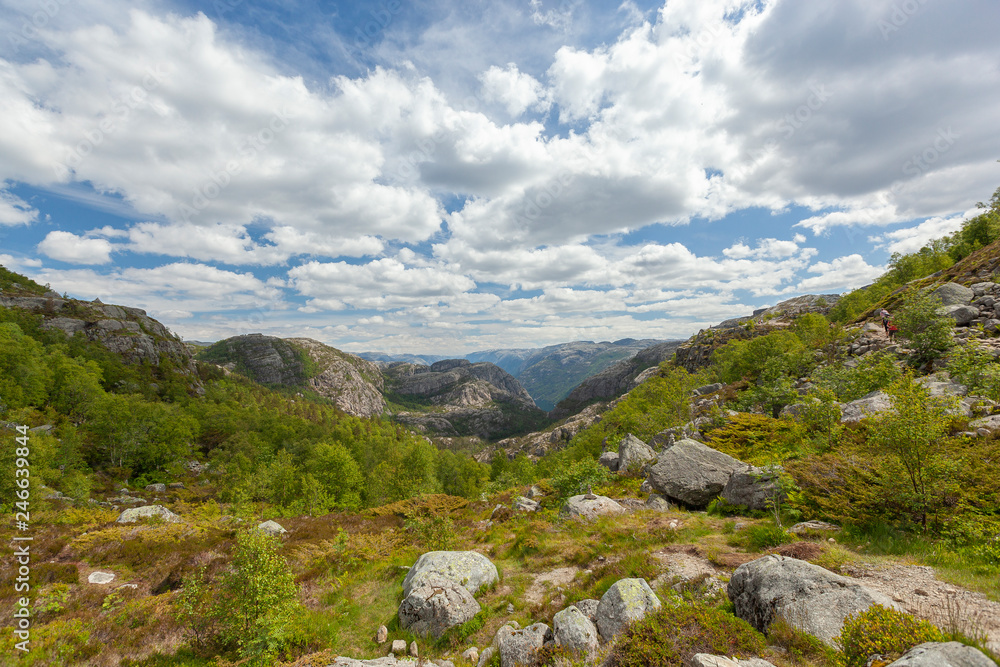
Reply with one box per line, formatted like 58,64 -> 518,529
728,555 -> 897,646
616,434 -> 656,474
116,505 -> 180,524
398,574 -> 481,638
840,390 -> 893,423
886,642 -> 998,667
552,606 -> 599,655
646,439 -> 746,508
722,466 -> 785,511
595,578 -> 661,641
498,623 -> 552,667
931,282 -> 975,306
257,520 -> 287,537
550,341 -> 682,418
402,551 -> 499,598
477,402 -> 605,463
563,494 -> 626,520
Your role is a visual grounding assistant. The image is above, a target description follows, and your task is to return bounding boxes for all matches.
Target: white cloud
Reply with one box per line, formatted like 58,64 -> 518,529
37,231 -> 114,264
796,254 -> 884,294
869,212 -> 972,255
479,64 -> 550,116
0,188 -> 37,225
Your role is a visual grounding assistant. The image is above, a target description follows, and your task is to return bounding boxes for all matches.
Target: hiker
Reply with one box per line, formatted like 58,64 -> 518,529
887,321 -> 898,341
880,308 -> 890,334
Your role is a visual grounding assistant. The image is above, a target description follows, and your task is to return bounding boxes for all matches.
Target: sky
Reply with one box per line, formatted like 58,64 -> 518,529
1,0 -> 998,356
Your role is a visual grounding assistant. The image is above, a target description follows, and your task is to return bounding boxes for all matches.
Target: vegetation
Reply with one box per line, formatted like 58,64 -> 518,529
836,605 -> 943,667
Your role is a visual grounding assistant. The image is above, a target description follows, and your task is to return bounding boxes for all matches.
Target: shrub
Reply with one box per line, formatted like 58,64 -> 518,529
836,604 -> 943,667
704,413 -> 804,465
550,456 -> 610,500
894,289 -> 953,365
731,522 -> 795,552
609,601 -> 765,667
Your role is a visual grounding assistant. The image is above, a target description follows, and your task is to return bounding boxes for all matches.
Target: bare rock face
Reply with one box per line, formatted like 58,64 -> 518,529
402,551 -> 499,598
840,390 -> 893,424
886,642 -> 998,667
617,434 -> 656,474
595,578 -> 661,641
398,574 -> 481,638
552,605 -> 599,655
930,282 -> 974,306
563,494 -> 626,520
286,338 -> 385,417
728,555 -> 897,646
645,439 -> 745,509
498,622 -> 552,667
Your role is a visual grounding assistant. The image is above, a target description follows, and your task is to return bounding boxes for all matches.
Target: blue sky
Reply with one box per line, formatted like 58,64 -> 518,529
1,0 -> 998,354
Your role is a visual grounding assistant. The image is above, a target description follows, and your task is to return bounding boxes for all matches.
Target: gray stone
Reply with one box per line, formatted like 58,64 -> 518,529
970,414 -> 1000,432
886,642 -> 997,667
573,598 -> 599,622
167,482 -> 185,489
598,451 -> 619,472
391,639 -> 407,655
402,551 -> 499,597
617,434 -> 657,474
398,574 -> 480,638
840,390 -> 893,423
333,658 -> 417,667
931,282 -> 975,306
595,578 -> 661,641
116,505 -> 180,524
409,641 -> 418,657
789,520 -> 839,535
727,555 -> 897,646
645,493 -> 674,511
939,304 -> 980,325
493,622 -> 519,648
645,439 -> 745,508
692,382 -> 724,396
737,660 -> 778,667
88,571 -> 115,585
722,466 -> 785,511
563,494 -> 626,520
477,647 -> 495,667
463,647 -> 479,664
498,622 -> 552,667
376,624 -> 388,643
526,485 -> 544,498
257,520 -> 287,537
691,656 -> 740,667
972,282 -> 996,297
513,496 -> 539,512
552,605 -> 599,655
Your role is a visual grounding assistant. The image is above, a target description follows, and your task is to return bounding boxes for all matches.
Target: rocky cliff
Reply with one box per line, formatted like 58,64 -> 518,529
197,335 -> 385,417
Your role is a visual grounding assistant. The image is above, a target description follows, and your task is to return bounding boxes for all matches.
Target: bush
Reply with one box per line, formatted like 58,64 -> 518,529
836,604 -> 943,667
609,601 -> 765,667
550,456 -> 610,500
894,289 -> 953,365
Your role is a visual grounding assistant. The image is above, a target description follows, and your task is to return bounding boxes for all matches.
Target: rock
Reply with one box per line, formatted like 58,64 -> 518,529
477,647 -> 496,667
506,602 -> 514,614
376,625 -> 388,643
573,598 -> 600,622
563,494 -> 626,520
727,555 -> 897,645
969,414 -> 1000,432
552,605 -> 599,655
691,656 -> 740,667
391,639 -> 407,655
144,483 -> 166,493
513,496 -> 539,512
463,647 -> 479,664
333,658 -> 417,667
639,479 -> 652,493
527,485 -> 544,498
737,660 -> 778,667
402,551 -> 499,597
617,434 -> 657,474
167,482 -> 185,489
257,520 -> 287,537
645,439 -> 745,508
840,390 -> 893,423
398,574 -> 481,638
498,622 -> 552,667
598,451 -> 620,472
789,520 -> 839,535
722,466 -> 785,511
595,578 -> 661,640
939,304 -> 980,325
930,282 -> 974,306
493,622 -> 519,648
692,382 -> 724,396
886,641 -> 998,666
88,571 -> 115,585
645,493 -> 674,511
409,641 -> 418,657
116,505 -> 180,524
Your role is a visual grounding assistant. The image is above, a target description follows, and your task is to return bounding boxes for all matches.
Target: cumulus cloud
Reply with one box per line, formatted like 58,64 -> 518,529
0,188 -> 37,225
37,231 -> 114,264
479,64 -> 550,116
795,254 -> 884,293
869,212 -> 972,255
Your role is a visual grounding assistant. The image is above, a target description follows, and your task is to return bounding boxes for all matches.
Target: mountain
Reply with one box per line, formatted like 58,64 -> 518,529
357,351 -> 449,366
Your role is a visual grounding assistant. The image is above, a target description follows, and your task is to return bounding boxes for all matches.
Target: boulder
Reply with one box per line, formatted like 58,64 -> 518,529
727,555 -> 897,646
886,642 -> 998,667
257,520 -> 287,537
116,505 -> 180,524
376,625 -> 388,643
498,622 -> 552,667
598,451 -> 620,472
463,647 -> 479,664
88,571 -> 115,585
789,520 -> 839,535
145,483 -> 166,493
402,551 -> 499,597
332,658 -> 417,667
840,390 -> 893,423
721,466 -> 785,511
691,657 -> 740,667
930,282 -> 974,306
477,647 -> 496,667
645,439 -> 745,508
939,304 -> 980,325
513,496 -> 539,512
167,482 -> 185,489
595,578 -> 661,641
970,414 -> 1000,432
645,493 -> 674,511
692,382 -> 724,396
391,640 -> 407,655
617,434 -> 657,474
573,598 -> 599,623
563,494 -> 626,520
409,641 -> 418,657
398,574 -> 481,638
552,605 -> 599,655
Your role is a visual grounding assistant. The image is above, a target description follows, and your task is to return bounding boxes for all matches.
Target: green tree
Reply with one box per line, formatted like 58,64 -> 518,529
88,393 -> 196,472
713,330 -> 806,384
893,289 -> 953,365
48,348 -> 105,423
0,322 -> 51,412
305,441 -> 363,509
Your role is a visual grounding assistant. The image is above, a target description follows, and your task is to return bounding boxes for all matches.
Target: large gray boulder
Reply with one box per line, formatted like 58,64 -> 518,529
552,605 -> 599,655
498,622 -> 552,667
563,494 -> 626,520
645,439 -> 745,508
886,642 -> 998,667
116,505 -> 180,524
721,466 -> 785,511
332,659 -> 418,667
840,390 -> 893,424
573,598 -> 600,623
595,578 -> 661,641
257,520 -> 287,537
398,574 -> 481,638
598,451 -> 620,472
939,304 -> 980,325
617,434 -> 656,474
402,551 -> 499,597
930,282 -> 974,306
727,555 -> 897,646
